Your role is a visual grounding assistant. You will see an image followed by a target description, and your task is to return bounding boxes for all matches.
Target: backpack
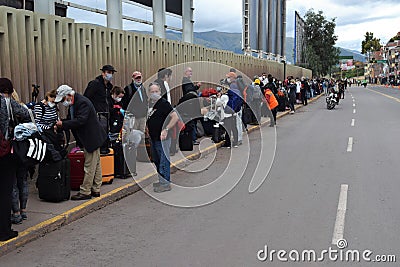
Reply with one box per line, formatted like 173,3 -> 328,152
252,85 -> 263,99
226,89 -> 243,114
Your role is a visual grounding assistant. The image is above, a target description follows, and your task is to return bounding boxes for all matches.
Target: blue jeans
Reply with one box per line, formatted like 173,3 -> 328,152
150,139 -> 171,185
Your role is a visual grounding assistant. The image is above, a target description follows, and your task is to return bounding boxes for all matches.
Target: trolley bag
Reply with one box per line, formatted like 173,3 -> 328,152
179,130 -> 193,151
137,137 -> 152,162
37,158 -> 71,202
113,140 -> 135,178
69,149 -> 114,191
101,148 -> 114,184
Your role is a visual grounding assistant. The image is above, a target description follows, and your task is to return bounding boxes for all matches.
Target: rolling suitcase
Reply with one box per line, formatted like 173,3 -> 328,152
69,149 -> 114,191
179,130 -> 194,151
37,158 -> 71,202
137,137 -> 152,162
113,140 -> 136,178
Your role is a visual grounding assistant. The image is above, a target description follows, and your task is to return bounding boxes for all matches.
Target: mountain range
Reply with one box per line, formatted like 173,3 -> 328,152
135,30 -> 366,64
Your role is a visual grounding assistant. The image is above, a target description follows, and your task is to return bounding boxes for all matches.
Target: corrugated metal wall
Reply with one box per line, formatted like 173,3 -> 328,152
0,6 -> 311,104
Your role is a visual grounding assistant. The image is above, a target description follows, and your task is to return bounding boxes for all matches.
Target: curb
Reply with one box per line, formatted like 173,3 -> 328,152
0,94 -> 324,257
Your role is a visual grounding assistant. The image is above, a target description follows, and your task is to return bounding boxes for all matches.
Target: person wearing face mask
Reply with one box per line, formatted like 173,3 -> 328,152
147,83 -> 179,193
55,85 -> 107,200
108,86 -> 125,142
84,65 -> 117,154
122,71 -> 148,134
0,78 -> 30,241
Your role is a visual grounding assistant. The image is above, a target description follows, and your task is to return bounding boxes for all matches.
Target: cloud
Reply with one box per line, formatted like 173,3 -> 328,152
66,0 -> 400,51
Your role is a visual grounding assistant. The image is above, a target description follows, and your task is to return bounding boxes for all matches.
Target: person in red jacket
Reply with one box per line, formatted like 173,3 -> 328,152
264,88 -> 279,127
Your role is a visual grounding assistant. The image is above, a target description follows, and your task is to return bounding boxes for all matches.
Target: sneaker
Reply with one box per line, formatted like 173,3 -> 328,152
11,214 -> 23,225
290,111 -> 295,114
193,141 -> 200,145
238,141 -> 243,146
234,145 -> 239,148
154,184 -> 172,193
21,212 -> 27,220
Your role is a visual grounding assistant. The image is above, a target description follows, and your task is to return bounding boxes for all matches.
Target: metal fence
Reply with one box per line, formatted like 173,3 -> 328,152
0,6 -> 311,104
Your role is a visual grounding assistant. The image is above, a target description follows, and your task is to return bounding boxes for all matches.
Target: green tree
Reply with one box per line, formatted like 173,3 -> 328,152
361,32 -> 381,61
302,9 -> 339,77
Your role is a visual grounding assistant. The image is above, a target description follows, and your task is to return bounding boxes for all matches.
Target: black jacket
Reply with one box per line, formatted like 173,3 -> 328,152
122,82 -> 148,118
84,75 -> 113,113
182,77 -> 199,95
62,94 -> 107,153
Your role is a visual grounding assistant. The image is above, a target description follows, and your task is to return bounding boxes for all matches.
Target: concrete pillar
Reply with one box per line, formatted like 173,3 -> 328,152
34,0 -> 55,15
267,0 -> 273,54
153,0 -> 166,39
282,0 -> 287,60
182,0 -> 194,43
107,0 -> 122,30
275,0 -> 282,57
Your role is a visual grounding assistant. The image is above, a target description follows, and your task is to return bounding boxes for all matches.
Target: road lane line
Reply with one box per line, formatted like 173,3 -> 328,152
353,109 -> 356,114
367,88 -> 400,103
351,119 -> 355,127
353,104 -> 356,107
332,185 -> 349,245
347,137 -> 353,152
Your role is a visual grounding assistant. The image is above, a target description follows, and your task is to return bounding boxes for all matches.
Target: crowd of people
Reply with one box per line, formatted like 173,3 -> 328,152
1,64 -> 350,242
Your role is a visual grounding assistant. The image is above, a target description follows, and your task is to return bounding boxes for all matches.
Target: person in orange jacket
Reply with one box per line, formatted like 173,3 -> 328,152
264,88 -> 279,126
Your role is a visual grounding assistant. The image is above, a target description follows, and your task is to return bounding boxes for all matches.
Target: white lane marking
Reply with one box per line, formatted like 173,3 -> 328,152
351,119 -> 355,127
352,99 -> 355,102
353,109 -> 356,114
347,137 -> 353,152
353,104 -> 356,107
332,184 -> 349,245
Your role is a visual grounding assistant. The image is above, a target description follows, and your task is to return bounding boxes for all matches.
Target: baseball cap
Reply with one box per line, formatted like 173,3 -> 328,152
55,85 -> 74,103
132,71 -> 142,79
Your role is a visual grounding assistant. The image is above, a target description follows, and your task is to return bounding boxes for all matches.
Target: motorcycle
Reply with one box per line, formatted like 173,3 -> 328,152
326,91 -> 338,110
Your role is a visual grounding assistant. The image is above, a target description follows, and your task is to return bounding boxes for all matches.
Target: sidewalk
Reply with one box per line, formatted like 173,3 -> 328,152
0,94 -> 325,257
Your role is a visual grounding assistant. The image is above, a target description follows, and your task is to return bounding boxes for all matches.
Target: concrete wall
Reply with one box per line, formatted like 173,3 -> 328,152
0,6 -> 311,104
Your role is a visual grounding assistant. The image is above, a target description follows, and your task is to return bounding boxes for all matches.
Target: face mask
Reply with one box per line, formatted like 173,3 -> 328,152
48,102 -> 56,108
134,81 -> 142,86
150,93 -> 161,101
105,73 -> 113,81
114,97 -> 122,102
63,100 -> 72,107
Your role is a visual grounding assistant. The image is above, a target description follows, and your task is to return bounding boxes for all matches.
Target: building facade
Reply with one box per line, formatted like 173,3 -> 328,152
242,0 -> 286,61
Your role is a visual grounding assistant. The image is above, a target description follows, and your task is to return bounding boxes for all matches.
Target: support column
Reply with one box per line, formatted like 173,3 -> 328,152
282,0 -> 287,60
275,0 -> 282,57
182,0 -> 194,43
153,0 -> 166,39
267,0 -> 273,54
34,0 -> 55,15
107,0 -> 122,30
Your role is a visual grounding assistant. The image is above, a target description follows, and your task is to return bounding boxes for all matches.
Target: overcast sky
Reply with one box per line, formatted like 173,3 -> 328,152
67,0 -> 400,52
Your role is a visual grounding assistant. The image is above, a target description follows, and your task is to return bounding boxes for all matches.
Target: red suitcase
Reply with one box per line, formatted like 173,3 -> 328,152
69,150 -> 114,191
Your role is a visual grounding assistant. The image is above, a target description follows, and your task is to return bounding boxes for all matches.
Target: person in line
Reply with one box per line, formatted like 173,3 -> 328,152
122,71 -> 148,134
182,67 -> 201,145
154,68 -> 173,104
108,86 -> 125,143
55,85 -> 107,200
84,65 -> 117,154
0,78 -> 29,241
264,86 -> 279,126
10,91 -> 31,225
147,83 -> 179,193
288,79 -> 297,114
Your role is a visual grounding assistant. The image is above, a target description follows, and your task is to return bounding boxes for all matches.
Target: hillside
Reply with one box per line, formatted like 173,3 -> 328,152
135,30 -> 365,63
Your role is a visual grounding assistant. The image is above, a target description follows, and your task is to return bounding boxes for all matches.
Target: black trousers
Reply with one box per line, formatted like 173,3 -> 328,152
223,116 -> 238,147
301,90 -> 308,105
0,154 -> 16,238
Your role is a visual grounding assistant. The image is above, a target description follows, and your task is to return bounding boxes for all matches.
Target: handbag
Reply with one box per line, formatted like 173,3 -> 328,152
0,98 -> 14,157
0,131 -> 11,157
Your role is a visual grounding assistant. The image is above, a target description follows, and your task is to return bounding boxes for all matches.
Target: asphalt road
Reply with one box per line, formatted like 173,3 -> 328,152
1,85 -> 400,267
